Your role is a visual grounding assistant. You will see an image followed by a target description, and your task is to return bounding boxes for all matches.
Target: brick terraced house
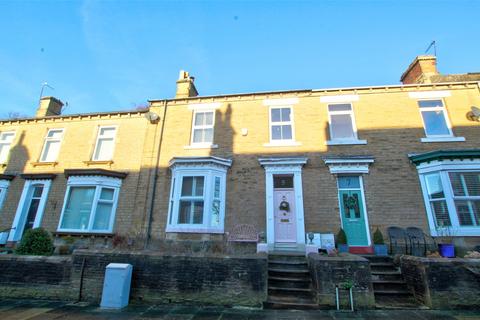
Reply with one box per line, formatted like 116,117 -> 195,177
1,55 -> 480,254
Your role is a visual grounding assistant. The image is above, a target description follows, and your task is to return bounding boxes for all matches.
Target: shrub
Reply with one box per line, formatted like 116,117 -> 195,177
373,228 -> 385,245
336,228 -> 348,246
15,228 -> 53,256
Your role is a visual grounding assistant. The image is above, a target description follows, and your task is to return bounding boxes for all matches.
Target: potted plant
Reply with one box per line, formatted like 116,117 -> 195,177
436,225 -> 455,258
336,228 -> 349,253
373,228 -> 388,256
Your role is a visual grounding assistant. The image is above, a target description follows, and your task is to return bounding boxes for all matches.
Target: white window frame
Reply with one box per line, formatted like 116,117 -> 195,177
415,99 -> 465,143
167,158 -> 230,233
0,131 -> 16,164
190,110 -> 216,147
92,126 -> 117,161
8,179 -> 52,242
39,128 -> 65,162
0,179 -> 10,211
268,106 -> 296,143
417,159 -> 480,236
57,175 -> 121,233
326,103 -> 366,145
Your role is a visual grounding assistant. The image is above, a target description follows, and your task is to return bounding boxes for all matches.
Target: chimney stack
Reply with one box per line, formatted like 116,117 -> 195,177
175,70 -> 198,98
36,96 -> 64,117
400,55 -> 438,84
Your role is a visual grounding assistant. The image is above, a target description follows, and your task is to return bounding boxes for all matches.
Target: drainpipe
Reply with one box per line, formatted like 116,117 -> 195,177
144,100 -> 168,249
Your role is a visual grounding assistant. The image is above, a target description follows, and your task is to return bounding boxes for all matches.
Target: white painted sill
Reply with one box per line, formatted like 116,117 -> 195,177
184,144 -> 219,150
420,137 -> 465,143
263,141 -> 302,147
166,227 -> 224,234
325,139 -> 367,146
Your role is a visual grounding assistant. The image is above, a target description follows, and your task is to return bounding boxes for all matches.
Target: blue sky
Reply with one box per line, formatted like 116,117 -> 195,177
0,1 -> 479,117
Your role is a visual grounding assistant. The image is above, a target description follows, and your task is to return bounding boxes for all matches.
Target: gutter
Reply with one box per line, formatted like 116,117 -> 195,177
144,100 -> 167,249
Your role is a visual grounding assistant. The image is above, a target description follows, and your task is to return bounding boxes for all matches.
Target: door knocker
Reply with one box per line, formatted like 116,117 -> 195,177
345,196 -> 357,209
279,196 -> 290,212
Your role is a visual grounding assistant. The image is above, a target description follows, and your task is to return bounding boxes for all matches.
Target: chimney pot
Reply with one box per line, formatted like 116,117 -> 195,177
175,70 -> 198,98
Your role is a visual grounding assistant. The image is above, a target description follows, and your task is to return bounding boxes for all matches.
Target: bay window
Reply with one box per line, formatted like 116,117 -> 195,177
58,175 -> 121,233
412,151 -> 480,236
167,157 -> 231,233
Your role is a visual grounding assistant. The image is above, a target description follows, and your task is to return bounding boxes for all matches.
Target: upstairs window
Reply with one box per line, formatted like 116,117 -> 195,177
328,104 -> 357,141
0,131 -> 15,164
270,107 -> 294,142
92,126 -> 117,161
417,100 -> 452,137
191,111 -> 215,145
40,129 -> 64,162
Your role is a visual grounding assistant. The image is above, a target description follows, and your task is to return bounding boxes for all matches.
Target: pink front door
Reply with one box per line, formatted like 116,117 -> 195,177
274,189 -> 296,243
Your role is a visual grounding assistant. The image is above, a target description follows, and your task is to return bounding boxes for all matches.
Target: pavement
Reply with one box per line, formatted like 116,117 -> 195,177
0,300 -> 480,320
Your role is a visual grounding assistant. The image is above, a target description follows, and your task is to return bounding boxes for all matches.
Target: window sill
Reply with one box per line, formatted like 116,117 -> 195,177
263,141 -> 302,147
421,137 -> 466,143
430,227 -> 480,237
31,161 -> 58,167
184,144 -> 219,150
166,226 -> 224,234
325,139 -> 367,146
54,231 -> 114,237
83,160 -> 114,166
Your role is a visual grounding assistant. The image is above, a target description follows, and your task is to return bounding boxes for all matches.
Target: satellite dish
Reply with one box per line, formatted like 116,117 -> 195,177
472,106 -> 480,117
144,111 -> 160,123
466,106 -> 480,122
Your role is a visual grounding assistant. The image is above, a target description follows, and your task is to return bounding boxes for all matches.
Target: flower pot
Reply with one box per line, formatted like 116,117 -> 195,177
374,244 -> 388,256
338,244 -> 349,253
438,243 -> 455,258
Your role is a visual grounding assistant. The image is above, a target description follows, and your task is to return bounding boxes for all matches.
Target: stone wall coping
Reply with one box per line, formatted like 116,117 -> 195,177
308,252 -> 369,262
0,254 -> 71,263
400,255 -> 480,264
72,249 -> 267,260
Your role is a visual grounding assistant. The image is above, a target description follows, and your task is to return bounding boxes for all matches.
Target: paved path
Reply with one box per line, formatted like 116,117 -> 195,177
0,300 -> 479,320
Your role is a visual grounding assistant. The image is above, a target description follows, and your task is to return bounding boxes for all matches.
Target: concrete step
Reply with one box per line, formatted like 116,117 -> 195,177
268,275 -> 311,282
269,279 -> 311,290
268,259 -> 308,265
375,295 -> 425,310
264,296 -> 318,309
373,281 -> 409,292
268,267 -> 310,274
268,286 -> 314,299
268,263 -> 308,271
374,288 -> 412,295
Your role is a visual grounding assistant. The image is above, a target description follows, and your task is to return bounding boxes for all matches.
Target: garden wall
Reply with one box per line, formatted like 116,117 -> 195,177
0,250 -> 268,307
308,253 -> 375,309
400,255 -> 480,309
0,255 -> 74,300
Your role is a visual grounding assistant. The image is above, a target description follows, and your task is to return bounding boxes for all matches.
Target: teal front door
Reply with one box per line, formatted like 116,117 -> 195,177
338,176 -> 369,246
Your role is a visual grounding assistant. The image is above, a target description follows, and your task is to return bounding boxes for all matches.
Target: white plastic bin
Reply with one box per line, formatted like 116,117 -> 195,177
100,263 -> 133,309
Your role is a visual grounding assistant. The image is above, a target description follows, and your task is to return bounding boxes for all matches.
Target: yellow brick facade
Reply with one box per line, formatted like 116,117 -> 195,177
1,77 -> 480,251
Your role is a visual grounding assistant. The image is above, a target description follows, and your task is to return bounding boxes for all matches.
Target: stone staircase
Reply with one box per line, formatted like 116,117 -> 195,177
264,252 -> 317,309
366,256 -> 421,309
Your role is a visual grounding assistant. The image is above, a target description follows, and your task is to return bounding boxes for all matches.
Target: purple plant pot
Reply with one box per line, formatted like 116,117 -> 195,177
438,243 -> 455,258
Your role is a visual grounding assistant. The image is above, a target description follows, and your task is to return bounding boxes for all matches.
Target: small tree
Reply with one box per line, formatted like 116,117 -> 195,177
15,228 -> 54,256
336,228 -> 348,246
373,228 -> 385,245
